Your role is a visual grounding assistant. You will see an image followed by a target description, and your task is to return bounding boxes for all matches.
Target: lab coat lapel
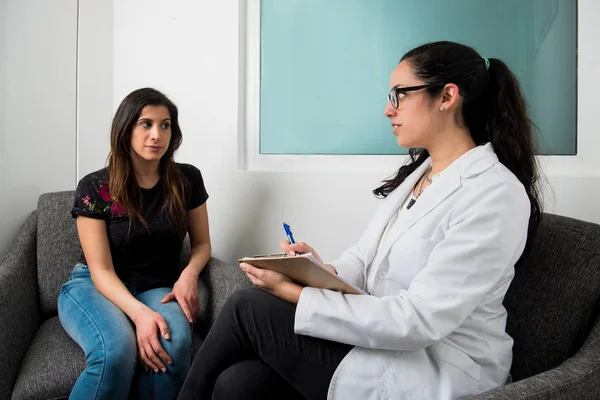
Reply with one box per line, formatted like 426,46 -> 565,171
373,162 -> 462,267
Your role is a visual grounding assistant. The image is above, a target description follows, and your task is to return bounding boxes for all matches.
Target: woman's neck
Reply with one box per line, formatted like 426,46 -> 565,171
131,155 -> 161,189
426,128 -> 476,176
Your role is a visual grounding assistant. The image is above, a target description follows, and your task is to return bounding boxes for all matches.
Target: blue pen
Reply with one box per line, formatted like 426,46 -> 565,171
283,222 -> 296,244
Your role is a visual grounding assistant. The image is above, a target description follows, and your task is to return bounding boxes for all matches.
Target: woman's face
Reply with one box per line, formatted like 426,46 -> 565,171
383,61 -> 441,149
130,105 -> 172,163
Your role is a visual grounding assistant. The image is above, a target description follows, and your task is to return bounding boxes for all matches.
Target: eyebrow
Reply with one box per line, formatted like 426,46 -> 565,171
137,117 -> 171,122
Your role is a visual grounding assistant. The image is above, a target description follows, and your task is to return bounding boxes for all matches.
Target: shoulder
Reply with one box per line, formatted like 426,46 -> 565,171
72,168 -> 113,219
176,163 -> 204,183
471,161 -> 527,195
460,162 -> 530,217
175,163 -> 208,209
77,168 -> 109,190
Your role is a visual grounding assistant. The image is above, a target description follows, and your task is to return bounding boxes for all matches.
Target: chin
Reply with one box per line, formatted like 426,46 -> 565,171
396,136 -> 415,149
139,153 -> 164,162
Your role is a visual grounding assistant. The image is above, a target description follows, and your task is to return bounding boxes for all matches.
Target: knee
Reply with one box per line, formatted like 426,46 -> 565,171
162,329 -> 192,365
158,312 -> 192,370
212,368 -> 245,400
223,287 -> 268,314
88,336 -> 137,374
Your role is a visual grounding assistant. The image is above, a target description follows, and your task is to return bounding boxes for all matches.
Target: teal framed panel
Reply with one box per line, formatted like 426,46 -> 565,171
258,0 -> 577,155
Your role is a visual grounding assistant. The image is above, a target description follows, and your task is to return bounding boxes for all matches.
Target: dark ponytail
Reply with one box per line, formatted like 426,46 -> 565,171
374,41 -> 542,256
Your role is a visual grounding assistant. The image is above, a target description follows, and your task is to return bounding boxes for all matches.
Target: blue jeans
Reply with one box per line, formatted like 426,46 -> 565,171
58,263 -> 192,400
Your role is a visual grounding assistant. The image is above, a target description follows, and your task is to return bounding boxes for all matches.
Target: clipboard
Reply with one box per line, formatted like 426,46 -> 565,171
239,252 -> 367,295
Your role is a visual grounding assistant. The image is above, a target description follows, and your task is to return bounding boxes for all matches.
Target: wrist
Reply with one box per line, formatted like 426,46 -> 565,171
182,265 -> 200,279
280,281 -> 303,304
130,304 -> 151,325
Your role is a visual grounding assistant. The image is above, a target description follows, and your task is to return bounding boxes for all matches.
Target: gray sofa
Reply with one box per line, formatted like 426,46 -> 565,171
0,191 -> 251,400
1,192 -> 599,399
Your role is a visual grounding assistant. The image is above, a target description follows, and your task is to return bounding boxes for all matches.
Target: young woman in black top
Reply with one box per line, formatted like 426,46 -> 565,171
58,88 -> 211,399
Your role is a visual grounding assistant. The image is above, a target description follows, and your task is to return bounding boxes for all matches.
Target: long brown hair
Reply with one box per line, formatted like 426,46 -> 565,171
374,41 -> 542,257
107,88 -> 188,237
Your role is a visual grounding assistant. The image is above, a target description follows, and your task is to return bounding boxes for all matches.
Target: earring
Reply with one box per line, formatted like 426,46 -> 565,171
439,106 -> 445,112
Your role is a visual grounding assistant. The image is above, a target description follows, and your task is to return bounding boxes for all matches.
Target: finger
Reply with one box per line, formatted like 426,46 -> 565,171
290,241 -> 311,254
241,263 -> 263,278
240,262 -> 254,275
137,346 -> 150,372
145,343 -> 166,372
243,268 -> 254,283
279,239 -> 292,252
161,292 -> 176,304
179,299 -> 194,324
325,264 -> 338,274
246,272 -> 262,287
239,262 -> 250,273
151,336 -> 172,368
156,315 -> 171,340
279,240 -> 296,256
140,344 -> 160,373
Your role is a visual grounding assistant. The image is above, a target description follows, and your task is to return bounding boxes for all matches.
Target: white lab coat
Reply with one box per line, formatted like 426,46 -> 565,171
294,143 -> 530,399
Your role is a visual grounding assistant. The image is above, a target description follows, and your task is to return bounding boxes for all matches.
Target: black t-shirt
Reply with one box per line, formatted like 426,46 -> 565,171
71,163 -> 209,290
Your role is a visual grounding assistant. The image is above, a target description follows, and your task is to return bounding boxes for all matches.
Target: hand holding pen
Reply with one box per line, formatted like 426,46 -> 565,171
279,222 -> 337,274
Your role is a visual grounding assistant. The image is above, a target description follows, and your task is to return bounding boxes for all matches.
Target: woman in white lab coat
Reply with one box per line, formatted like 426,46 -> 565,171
178,41 -> 542,400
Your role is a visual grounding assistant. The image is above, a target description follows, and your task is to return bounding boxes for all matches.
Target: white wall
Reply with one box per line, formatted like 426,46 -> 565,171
77,0 -> 113,179
0,0 -> 588,265
0,0 -> 77,257
90,0 -> 598,266
105,0 -> 382,265
1,2 -> 596,265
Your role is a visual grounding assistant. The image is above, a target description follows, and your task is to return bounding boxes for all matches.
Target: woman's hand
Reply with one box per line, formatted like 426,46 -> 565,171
279,240 -> 337,274
240,262 -> 303,304
161,268 -> 199,324
132,307 -> 172,373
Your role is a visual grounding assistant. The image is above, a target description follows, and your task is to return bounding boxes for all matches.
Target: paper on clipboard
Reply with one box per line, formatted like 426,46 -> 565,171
239,252 -> 367,295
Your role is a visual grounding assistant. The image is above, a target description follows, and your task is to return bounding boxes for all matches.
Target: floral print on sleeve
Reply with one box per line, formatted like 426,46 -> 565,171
71,169 -> 127,220
81,194 -> 111,215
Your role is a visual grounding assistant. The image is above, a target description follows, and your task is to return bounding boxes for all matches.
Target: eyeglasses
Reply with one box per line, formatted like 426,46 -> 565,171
387,84 -> 447,109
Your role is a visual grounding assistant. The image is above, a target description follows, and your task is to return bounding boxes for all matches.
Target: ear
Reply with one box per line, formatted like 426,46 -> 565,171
439,83 -> 460,111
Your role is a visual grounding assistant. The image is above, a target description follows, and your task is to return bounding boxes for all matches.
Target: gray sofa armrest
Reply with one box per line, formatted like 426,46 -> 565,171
0,211 -> 40,400
201,257 -> 252,325
473,315 -> 600,400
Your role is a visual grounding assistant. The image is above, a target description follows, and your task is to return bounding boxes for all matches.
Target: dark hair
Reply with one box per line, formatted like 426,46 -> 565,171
107,88 -> 188,237
374,41 -> 542,257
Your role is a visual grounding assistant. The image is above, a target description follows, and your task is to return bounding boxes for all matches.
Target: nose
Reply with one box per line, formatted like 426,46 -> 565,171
384,101 -> 396,118
149,125 -> 160,140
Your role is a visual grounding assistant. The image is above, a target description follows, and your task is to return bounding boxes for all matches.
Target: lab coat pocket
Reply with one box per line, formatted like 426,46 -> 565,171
376,350 -> 436,400
377,345 -> 481,400
387,230 -> 440,286
430,343 -> 481,397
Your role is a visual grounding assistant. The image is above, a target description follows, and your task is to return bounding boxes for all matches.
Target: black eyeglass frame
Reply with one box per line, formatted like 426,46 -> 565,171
387,83 -> 447,109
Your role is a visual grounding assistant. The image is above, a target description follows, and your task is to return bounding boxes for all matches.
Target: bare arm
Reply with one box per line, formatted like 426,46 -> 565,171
76,216 -> 172,372
161,202 -> 211,323
184,202 -> 212,277
76,216 -> 147,318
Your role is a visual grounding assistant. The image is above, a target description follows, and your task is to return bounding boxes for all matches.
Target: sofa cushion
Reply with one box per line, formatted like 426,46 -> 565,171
12,317 -> 83,400
37,191 -> 82,318
504,214 -> 600,381
12,317 -> 204,399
